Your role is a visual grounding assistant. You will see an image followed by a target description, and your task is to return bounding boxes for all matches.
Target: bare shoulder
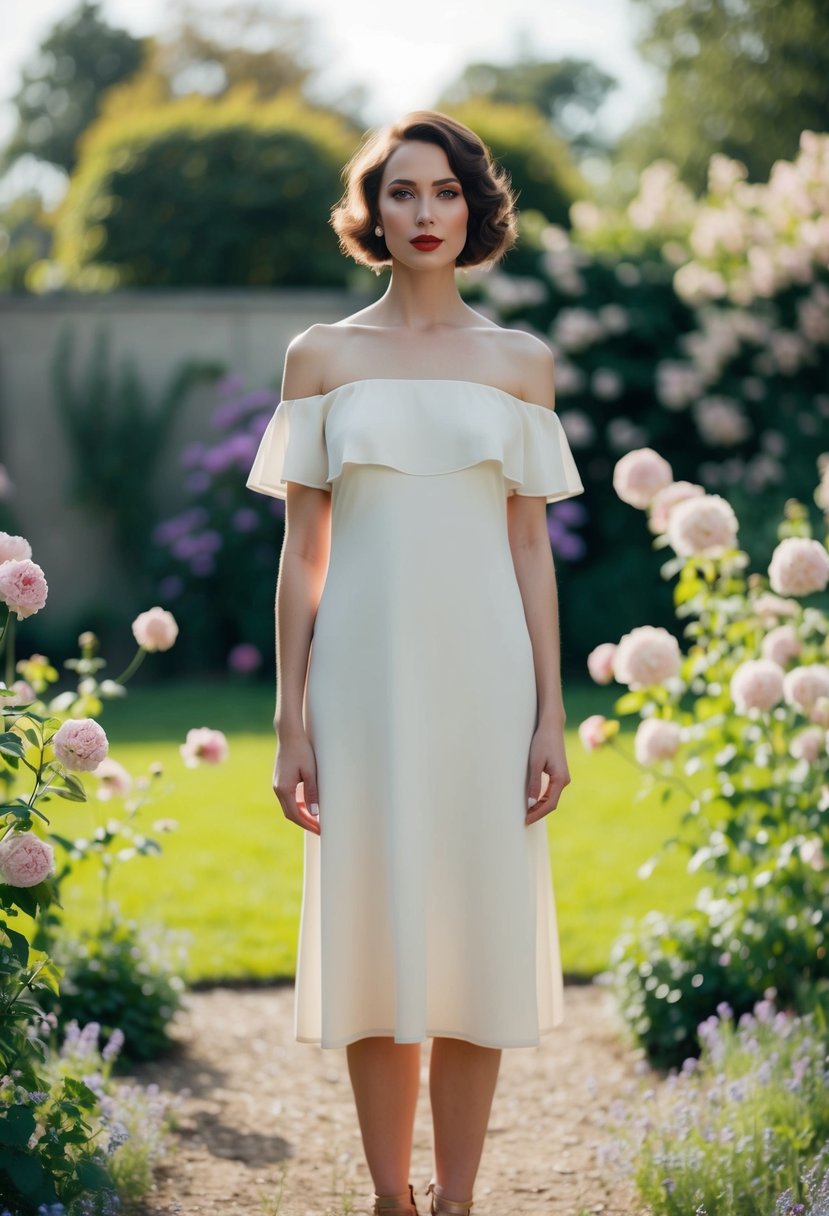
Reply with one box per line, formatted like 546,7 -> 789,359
494,328 -> 557,410
280,324 -> 335,400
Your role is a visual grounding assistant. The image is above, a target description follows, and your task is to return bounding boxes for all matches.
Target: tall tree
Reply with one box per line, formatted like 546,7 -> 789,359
438,53 -> 618,158
147,0 -> 368,125
622,0 -> 829,188
3,1 -> 144,174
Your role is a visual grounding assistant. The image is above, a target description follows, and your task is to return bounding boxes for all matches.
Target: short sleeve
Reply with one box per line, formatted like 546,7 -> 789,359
513,405 -> 585,505
245,399 -> 330,501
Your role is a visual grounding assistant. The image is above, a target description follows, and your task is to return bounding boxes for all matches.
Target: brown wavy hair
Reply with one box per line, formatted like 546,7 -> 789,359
329,110 -> 520,275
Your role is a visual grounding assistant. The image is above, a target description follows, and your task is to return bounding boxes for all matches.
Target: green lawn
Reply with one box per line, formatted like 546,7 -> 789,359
40,678 -> 703,983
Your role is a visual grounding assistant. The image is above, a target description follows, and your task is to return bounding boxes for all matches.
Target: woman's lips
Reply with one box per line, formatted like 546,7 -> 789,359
410,237 -> 443,250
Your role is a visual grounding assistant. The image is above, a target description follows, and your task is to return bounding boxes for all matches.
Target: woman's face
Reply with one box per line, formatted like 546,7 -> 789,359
376,139 -> 469,268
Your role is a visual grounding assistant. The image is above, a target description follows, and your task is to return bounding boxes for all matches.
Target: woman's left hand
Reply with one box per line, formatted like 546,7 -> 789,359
525,721 -> 571,825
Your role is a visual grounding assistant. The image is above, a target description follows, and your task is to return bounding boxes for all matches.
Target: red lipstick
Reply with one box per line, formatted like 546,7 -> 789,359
410,236 -> 443,250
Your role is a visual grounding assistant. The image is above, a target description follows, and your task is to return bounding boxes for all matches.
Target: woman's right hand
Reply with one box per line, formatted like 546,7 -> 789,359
273,728 -> 321,836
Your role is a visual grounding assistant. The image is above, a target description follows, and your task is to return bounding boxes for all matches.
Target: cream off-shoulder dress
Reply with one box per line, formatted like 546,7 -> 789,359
246,377 -> 585,1049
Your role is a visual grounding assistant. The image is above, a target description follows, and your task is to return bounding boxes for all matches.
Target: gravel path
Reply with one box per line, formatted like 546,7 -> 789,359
128,981 -> 647,1216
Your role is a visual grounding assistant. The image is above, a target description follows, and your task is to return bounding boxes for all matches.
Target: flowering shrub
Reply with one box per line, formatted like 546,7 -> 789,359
0,530 -> 227,1209
148,373 -> 279,675
0,1015 -> 180,1215
582,447 -> 829,1065
37,921 -> 188,1067
599,989 -> 829,1215
472,130 -> 829,657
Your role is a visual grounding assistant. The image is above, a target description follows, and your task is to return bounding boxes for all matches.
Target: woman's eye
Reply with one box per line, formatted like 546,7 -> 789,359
390,189 -> 459,199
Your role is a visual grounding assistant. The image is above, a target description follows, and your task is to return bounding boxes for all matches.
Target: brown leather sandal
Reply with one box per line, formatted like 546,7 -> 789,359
372,1182 -> 420,1215
424,1180 -> 474,1215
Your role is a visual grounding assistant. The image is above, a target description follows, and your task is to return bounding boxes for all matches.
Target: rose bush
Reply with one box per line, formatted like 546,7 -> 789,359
581,448 -> 829,1067
0,529 -> 228,1212
469,131 -> 829,660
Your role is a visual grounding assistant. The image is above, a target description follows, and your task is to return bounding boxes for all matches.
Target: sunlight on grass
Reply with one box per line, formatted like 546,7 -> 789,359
49,679 -> 703,983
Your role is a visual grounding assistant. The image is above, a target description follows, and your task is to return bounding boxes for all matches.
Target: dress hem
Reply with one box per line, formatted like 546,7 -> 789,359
296,1019 -> 565,1050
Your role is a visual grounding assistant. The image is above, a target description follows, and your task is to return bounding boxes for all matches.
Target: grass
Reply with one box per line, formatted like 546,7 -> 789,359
40,677 -> 704,984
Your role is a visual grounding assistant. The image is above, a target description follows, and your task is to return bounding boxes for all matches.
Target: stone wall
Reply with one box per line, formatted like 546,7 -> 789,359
0,289 -> 363,659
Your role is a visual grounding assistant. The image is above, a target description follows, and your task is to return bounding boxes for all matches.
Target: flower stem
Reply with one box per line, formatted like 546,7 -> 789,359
111,646 -> 148,686
3,613 -> 15,687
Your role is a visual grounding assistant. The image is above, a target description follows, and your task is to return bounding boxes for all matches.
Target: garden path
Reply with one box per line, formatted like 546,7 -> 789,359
129,981 -> 646,1216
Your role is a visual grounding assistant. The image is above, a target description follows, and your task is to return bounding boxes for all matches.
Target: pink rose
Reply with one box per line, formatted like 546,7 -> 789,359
783,665 -> 829,714
751,593 -> 800,624
634,718 -> 682,764
180,727 -> 229,768
809,696 -> 829,728
131,606 -> 179,652
648,481 -> 705,535
0,831 -> 55,888
760,625 -> 802,667
0,533 -> 32,565
613,626 -> 681,689
587,642 -> 617,685
52,717 -> 109,771
0,559 -> 48,620
730,659 -> 784,713
666,494 -> 739,557
768,537 -> 829,597
789,727 -> 826,764
578,715 -> 615,751
613,448 -> 674,509
0,679 -> 37,705
91,757 -> 133,800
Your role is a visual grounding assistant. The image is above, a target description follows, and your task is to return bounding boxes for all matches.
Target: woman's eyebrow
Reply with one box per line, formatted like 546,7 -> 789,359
387,177 -> 461,186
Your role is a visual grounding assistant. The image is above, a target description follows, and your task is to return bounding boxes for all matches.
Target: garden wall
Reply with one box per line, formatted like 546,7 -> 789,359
0,290 -> 365,656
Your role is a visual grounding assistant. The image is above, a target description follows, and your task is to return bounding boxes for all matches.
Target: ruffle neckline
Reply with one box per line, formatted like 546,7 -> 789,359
246,377 -> 585,505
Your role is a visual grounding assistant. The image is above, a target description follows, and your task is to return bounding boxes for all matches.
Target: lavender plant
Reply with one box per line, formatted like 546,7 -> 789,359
599,990 -> 829,1215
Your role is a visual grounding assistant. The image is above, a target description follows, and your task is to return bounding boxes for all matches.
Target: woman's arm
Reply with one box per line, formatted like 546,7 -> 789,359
507,519 -> 565,729
271,331 -> 332,834
506,336 -> 572,822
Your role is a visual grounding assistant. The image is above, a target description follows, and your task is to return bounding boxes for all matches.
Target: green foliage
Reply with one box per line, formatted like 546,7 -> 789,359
437,52 -> 617,158
0,194 -> 53,292
609,888 -> 828,1069
486,134 -> 829,660
595,481 -> 829,1065
38,920 -> 186,1065
53,86 -> 357,288
51,324 -> 222,589
604,991 -> 829,1213
2,0 -> 144,175
623,0 -> 829,189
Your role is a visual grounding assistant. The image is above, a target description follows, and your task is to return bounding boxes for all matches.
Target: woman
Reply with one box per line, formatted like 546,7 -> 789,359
246,110 -> 585,1216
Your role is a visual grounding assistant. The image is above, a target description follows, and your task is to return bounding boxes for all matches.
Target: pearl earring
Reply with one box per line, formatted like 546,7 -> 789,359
375,225 -> 383,237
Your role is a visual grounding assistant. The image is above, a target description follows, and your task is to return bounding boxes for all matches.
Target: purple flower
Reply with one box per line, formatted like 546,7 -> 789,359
212,388 -> 278,430
102,1027 -> 125,1062
153,507 -> 209,546
201,434 -> 258,475
228,642 -> 262,673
